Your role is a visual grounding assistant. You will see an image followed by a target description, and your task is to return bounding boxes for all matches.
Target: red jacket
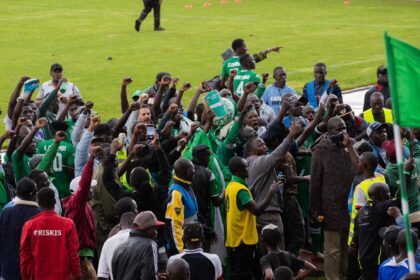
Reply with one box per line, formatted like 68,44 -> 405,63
62,159 -> 96,250
20,211 -> 80,280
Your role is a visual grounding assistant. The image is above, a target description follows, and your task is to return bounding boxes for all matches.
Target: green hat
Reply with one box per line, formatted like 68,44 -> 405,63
131,90 -> 143,100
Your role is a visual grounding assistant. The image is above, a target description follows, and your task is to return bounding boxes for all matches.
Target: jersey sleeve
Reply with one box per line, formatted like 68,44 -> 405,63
165,190 -> 185,253
237,189 -> 252,211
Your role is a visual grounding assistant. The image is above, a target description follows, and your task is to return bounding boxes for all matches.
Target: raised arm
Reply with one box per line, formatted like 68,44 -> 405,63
187,84 -> 207,121
227,70 -> 239,102
103,140 -> 129,201
174,82 -> 191,107
36,131 -> 66,172
8,76 -> 30,121
296,104 -> 325,146
0,130 -> 15,151
37,78 -> 65,118
74,116 -> 99,176
16,118 -> 47,156
112,101 -> 141,138
120,77 -> 132,114
71,101 -> 93,147
253,46 -> 282,63
6,118 -> 28,158
117,144 -> 144,178
152,76 -> 171,117
237,82 -> 257,112
56,96 -> 78,121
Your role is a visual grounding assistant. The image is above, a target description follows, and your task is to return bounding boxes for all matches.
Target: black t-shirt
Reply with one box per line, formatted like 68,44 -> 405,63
260,251 -> 305,274
353,199 -> 397,268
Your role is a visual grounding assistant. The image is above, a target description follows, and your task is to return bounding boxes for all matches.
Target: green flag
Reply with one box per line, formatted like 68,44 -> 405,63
385,33 -> 420,127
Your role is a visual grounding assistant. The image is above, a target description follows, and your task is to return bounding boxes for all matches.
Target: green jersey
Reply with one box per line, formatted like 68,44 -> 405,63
37,139 -> 75,199
221,56 -> 242,80
233,69 -> 261,97
11,151 -> 31,181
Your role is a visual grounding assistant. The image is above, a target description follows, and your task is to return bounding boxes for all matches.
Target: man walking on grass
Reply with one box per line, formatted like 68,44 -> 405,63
135,0 -> 164,32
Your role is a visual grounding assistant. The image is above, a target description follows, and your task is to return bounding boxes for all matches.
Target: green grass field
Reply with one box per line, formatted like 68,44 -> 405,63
1,0 -> 419,122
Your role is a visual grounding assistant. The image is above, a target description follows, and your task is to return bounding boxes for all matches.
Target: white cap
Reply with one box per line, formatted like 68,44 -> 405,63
69,176 -> 97,193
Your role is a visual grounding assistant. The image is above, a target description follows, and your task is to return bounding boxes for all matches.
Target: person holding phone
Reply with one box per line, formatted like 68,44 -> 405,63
310,117 -> 356,280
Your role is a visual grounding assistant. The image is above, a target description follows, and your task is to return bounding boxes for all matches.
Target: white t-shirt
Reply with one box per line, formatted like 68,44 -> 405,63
97,229 -> 130,280
37,80 -> 82,114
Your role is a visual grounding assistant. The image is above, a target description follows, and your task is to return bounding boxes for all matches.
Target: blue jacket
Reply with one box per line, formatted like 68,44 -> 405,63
0,200 -> 41,280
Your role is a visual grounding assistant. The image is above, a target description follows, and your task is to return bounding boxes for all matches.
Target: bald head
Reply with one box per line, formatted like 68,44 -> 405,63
167,258 -> 190,280
174,158 -> 195,182
327,117 -> 346,135
370,92 -> 384,114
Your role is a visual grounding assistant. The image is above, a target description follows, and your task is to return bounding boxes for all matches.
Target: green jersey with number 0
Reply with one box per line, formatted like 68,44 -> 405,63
233,69 -> 261,97
221,56 -> 242,80
37,139 -> 75,199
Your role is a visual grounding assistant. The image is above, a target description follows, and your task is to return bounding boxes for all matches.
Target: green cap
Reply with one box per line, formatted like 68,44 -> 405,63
131,90 -> 143,100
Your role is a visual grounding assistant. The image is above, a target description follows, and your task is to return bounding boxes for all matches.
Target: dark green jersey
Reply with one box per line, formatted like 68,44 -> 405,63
37,139 -> 75,198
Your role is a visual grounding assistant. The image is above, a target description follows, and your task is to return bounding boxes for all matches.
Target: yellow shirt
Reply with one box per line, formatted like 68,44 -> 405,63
362,108 -> 393,124
225,178 -> 258,247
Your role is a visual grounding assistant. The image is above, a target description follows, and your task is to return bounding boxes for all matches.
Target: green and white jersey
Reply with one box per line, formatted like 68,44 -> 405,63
233,69 -> 261,97
221,56 -> 242,80
37,139 -> 75,199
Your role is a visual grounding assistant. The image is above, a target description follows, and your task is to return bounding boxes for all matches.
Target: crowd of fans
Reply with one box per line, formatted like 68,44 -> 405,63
0,38 -> 419,280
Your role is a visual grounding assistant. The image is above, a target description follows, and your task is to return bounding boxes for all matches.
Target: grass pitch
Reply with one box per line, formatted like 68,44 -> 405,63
1,0 -> 419,122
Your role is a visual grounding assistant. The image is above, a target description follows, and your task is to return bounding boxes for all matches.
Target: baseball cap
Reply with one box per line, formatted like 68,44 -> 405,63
131,90 -> 144,100
366,121 -> 388,137
262,224 -> 282,244
382,140 -> 402,159
50,63 -> 63,72
134,211 -> 165,229
183,223 -> 204,243
377,65 -> 388,75
287,95 -> 308,106
69,176 -> 97,193
379,225 -> 401,245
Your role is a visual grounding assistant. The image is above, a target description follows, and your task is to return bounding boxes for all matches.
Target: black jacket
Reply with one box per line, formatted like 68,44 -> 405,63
0,201 -> 41,280
112,230 -> 158,280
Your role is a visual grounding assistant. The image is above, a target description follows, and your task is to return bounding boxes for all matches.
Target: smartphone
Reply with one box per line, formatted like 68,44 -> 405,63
146,125 -> 156,139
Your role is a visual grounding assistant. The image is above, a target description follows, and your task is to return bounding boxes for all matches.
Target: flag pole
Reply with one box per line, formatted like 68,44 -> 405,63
393,123 -> 416,272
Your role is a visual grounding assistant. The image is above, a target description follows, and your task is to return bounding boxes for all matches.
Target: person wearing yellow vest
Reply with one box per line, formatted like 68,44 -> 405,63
225,157 -> 282,280
360,92 -> 393,124
348,152 -> 385,245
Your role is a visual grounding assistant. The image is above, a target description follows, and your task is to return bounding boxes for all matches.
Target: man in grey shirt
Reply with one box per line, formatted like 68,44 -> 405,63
246,123 -> 302,249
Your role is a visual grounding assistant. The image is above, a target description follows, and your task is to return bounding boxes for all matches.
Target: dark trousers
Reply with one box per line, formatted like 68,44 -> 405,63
282,194 -> 305,256
347,253 -> 362,280
138,0 -> 161,28
228,244 -> 256,280
361,266 -> 378,280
